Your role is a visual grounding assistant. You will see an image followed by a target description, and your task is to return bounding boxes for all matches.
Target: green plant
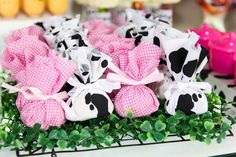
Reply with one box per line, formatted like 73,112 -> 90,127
0,89 -> 235,151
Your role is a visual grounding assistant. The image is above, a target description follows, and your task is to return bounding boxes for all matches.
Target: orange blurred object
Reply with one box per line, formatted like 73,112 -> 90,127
47,0 -> 68,15
23,0 -> 45,16
132,1 -> 143,10
198,0 -> 231,14
0,0 -> 20,17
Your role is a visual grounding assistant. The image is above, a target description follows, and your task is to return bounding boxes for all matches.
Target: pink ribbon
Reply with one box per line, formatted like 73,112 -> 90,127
1,83 -> 68,100
1,83 -> 78,120
107,63 -> 164,85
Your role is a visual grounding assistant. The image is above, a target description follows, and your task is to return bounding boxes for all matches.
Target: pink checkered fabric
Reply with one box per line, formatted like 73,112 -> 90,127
89,33 -> 135,57
1,29 -> 76,130
5,25 -> 45,45
1,35 -> 51,79
84,20 -> 136,67
15,54 -> 75,130
113,42 -> 162,117
17,94 -> 66,130
83,20 -> 117,36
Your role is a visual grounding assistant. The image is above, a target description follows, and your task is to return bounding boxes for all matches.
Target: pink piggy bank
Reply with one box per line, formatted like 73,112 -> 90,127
190,23 -> 222,49
209,32 -> 236,75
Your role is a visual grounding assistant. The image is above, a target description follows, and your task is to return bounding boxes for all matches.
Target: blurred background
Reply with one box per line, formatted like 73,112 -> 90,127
0,0 -> 235,31
0,0 -> 235,54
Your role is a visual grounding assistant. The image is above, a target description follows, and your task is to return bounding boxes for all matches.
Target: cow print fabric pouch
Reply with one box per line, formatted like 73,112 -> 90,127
159,30 -> 212,115
63,48 -> 120,121
37,16 -> 120,121
36,16 -> 90,60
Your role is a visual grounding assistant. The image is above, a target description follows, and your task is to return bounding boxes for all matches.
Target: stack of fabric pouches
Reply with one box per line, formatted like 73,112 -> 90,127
0,10 -> 211,130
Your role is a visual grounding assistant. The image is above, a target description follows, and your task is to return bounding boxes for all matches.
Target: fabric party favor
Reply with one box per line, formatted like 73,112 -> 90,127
62,47 -> 120,121
15,54 -> 75,130
1,27 -> 76,130
160,31 -> 212,115
38,16 -> 90,60
107,42 -> 164,117
115,9 -> 170,47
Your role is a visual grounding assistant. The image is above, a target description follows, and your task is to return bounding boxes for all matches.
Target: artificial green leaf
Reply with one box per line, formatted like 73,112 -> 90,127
57,140 -> 67,149
109,114 -> 120,122
81,140 -> 91,147
31,142 -> 38,150
95,136 -> 104,144
69,130 -> 80,141
227,115 -> 236,124
80,128 -> 91,139
49,129 -> 59,139
204,135 -> 211,145
33,123 -> 41,132
58,130 -> 68,140
140,120 -> 153,132
155,120 -> 166,132
46,142 -> 54,149
213,117 -> 222,124
190,134 -> 196,141
216,136 -> 222,144
102,124 -> 110,132
95,129 -> 105,137
201,112 -> 212,120
175,111 -> 186,120
38,133 -> 49,146
221,132 -> 227,139
169,126 -> 177,133
126,110 -> 134,119
204,121 -> 214,132
189,120 -> 198,127
153,132 -> 165,142
104,136 -> 114,146
215,97 -> 222,105
14,139 -> 22,148
157,114 -> 166,122
0,131 -> 7,142
67,141 -> 76,149
138,133 -> 147,141
221,122 -> 230,132
167,117 -> 179,125
119,119 -> 128,126
24,134 -> 35,143
147,132 -> 153,139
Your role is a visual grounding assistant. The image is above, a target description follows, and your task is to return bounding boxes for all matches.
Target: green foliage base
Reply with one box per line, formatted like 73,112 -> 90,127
0,90 -> 236,151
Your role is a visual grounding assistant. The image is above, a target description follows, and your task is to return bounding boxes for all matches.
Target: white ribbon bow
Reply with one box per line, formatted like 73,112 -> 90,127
107,63 -> 164,86
63,76 -> 120,120
67,76 -> 121,100
0,82 -> 78,119
164,81 -> 212,100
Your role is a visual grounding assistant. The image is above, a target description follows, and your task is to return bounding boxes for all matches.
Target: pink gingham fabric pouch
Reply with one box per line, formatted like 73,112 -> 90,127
83,20 -> 117,36
1,28 -> 76,130
16,54 -> 75,130
84,20 -> 133,56
1,34 -> 51,80
107,42 -> 164,117
5,25 -> 46,45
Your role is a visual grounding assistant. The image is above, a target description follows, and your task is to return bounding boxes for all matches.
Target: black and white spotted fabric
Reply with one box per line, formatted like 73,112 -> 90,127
115,9 -> 168,47
159,30 -> 212,115
115,9 -> 188,99
63,47 -> 120,121
36,16 -> 121,121
36,16 -> 90,60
